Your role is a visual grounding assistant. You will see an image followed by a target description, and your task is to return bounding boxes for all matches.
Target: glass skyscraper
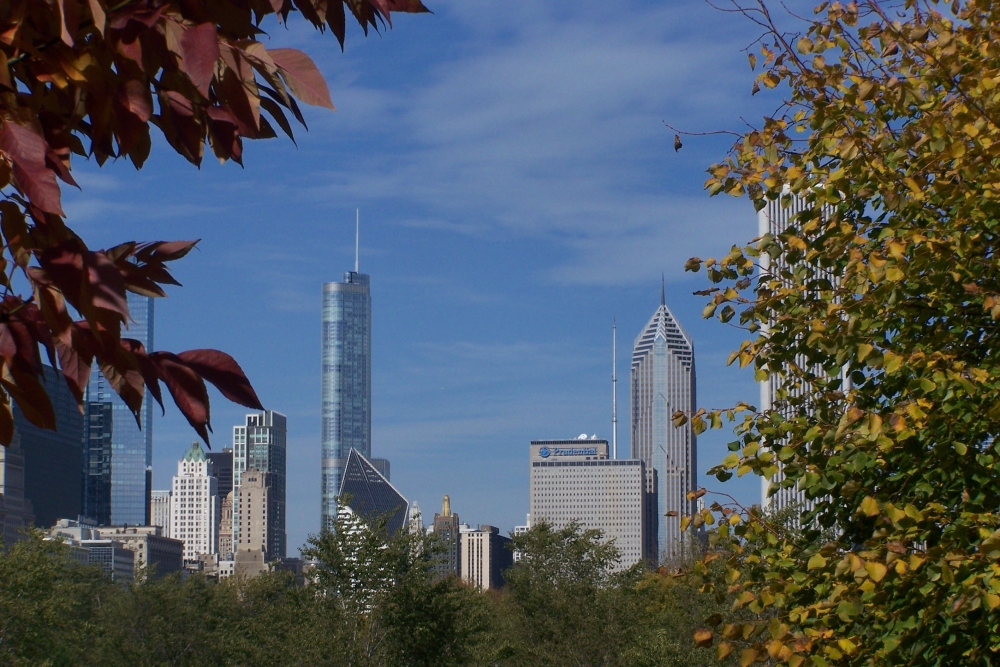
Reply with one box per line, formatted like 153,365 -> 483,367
630,285 -> 696,560
83,293 -> 154,526
321,271 -> 371,532
338,448 -> 408,536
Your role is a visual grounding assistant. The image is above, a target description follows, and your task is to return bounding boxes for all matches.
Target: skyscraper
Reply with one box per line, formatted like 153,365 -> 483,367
321,233 -> 372,533
83,293 -> 154,526
338,448 -> 408,536
232,411 -> 286,559
169,442 -> 220,562
757,195 -> 835,514
432,495 -> 461,577
13,363 -> 84,528
529,438 -> 648,570
631,283 -> 697,560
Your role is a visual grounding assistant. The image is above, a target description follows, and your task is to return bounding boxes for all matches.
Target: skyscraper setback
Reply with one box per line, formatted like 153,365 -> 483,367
84,293 -> 154,526
630,283 -> 697,559
321,223 -> 372,532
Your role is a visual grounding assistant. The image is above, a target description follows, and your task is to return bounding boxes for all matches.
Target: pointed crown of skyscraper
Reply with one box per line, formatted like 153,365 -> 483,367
183,441 -> 207,462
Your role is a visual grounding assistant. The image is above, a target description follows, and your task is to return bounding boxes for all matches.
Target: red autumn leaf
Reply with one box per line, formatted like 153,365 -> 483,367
99,359 -> 145,425
33,240 -> 131,323
56,337 -> 93,407
0,122 -> 64,215
120,338 -> 164,412
46,146 -> 79,188
180,23 -> 221,98
119,80 -> 153,122
384,0 -> 431,11
1,366 -> 57,431
269,48 -> 335,110
150,351 -> 212,445
177,349 -> 263,410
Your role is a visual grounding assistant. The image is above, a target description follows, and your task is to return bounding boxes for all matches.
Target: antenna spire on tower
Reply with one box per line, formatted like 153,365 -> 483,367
612,318 -> 618,460
355,209 -> 360,273
661,273 -> 665,307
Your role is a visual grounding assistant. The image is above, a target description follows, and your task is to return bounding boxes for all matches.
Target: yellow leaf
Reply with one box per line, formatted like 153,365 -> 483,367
963,123 -> 981,137
884,351 -> 903,373
718,642 -> 734,660
808,553 -> 827,570
858,343 -> 873,361
885,266 -> 904,281
986,594 -> 1000,609
865,561 -> 888,582
860,496 -> 879,517
740,648 -> 758,667
693,628 -> 713,647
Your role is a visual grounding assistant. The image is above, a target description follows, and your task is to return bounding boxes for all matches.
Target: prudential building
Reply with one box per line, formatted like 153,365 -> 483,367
630,283 -> 697,561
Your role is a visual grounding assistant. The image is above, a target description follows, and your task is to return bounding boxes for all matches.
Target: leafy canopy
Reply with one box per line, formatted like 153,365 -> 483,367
679,1 -> 1000,665
0,0 -> 427,445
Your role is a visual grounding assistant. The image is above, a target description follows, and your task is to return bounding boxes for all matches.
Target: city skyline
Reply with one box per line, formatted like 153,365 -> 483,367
95,0 -> 767,552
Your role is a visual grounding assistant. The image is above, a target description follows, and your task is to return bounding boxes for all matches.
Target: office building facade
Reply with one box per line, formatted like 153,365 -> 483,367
151,490 -> 171,537
757,195 -> 836,514
207,447 -> 234,498
84,292 -> 154,526
12,364 -> 85,528
529,439 -> 648,571
432,495 -> 461,577
169,443 -> 220,562
631,287 -> 697,560
338,448 -> 408,536
0,433 -> 31,550
234,469 -> 272,575
460,525 -> 512,590
321,270 -> 372,532
232,411 -> 286,559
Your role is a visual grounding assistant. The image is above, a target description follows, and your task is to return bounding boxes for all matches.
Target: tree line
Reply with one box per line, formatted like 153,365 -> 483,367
0,519 -> 726,667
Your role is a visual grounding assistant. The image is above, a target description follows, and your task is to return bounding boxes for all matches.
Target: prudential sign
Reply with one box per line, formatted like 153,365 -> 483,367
538,446 -> 598,458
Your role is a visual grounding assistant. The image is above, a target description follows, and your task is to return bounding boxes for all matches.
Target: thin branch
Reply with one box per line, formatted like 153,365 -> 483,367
662,121 -> 742,139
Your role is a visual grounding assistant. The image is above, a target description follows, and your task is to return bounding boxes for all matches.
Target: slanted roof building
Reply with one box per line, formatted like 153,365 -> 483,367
338,448 -> 408,536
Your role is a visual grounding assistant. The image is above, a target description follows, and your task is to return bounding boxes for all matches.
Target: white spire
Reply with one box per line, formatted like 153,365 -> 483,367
355,208 -> 360,273
612,318 -> 618,460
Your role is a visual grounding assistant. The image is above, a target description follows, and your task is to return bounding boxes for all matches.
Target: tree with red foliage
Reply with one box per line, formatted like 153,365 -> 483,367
0,0 -> 428,446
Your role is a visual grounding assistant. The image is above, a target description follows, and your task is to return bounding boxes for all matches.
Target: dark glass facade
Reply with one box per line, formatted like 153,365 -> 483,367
206,448 -> 234,498
338,449 -> 407,536
12,364 -> 85,528
321,272 -> 371,532
83,293 -> 154,526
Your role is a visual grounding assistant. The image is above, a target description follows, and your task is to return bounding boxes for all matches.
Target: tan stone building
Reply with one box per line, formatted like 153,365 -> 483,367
235,469 -> 271,577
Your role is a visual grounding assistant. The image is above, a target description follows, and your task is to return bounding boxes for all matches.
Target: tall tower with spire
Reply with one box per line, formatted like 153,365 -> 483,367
321,213 -> 372,532
630,279 -> 697,560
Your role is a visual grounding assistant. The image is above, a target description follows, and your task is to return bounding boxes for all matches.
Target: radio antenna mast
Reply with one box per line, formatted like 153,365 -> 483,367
612,318 -> 618,459
355,209 -> 360,273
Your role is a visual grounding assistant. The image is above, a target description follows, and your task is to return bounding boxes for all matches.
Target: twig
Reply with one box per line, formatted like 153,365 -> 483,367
662,121 -> 742,139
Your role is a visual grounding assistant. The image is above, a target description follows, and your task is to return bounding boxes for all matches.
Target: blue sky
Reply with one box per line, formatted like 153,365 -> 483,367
63,0 -> 801,554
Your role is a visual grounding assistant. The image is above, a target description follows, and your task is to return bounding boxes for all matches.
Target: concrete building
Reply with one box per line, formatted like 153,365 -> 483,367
82,540 -> 135,582
83,292 -> 154,527
235,469 -> 273,574
50,519 -> 183,580
219,491 -> 234,558
170,443 -> 220,562
512,522 -> 530,563
757,195 -> 835,515
232,411 -> 286,559
408,501 -> 423,534
322,236 -> 373,533
631,284 -> 697,560
460,525 -> 512,590
0,433 -> 32,550
151,490 -> 171,537
431,495 -> 461,577
93,525 -> 183,579
529,438 -> 648,571
12,364 -> 84,529
338,448 -> 408,536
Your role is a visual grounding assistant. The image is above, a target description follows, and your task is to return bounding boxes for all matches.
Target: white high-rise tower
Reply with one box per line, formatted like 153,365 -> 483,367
630,281 -> 697,560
